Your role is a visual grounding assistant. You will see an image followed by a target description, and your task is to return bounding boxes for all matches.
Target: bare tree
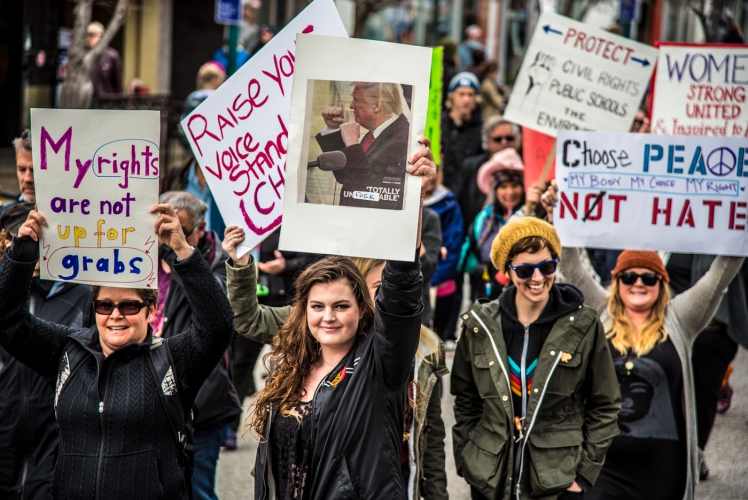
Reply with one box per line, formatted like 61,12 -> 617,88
352,0 -> 399,39
58,0 -> 129,109
666,0 -> 728,42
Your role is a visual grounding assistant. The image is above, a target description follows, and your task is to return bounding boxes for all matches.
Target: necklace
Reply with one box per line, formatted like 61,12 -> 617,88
625,351 -> 636,375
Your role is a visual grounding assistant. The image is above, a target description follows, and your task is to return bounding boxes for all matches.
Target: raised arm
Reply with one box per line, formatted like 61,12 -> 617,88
559,247 -> 608,315
149,204 -> 234,391
223,226 -> 291,344
670,255 -> 745,343
0,212 -> 77,379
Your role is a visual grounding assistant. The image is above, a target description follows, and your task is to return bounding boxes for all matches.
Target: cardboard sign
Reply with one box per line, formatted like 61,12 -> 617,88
522,126 -> 556,189
31,109 -> 160,287
279,35 -> 432,261
651,43 -> 748,137
503,12 -> 658,137
554,130 -> 748,256
181,0 -> 348,257
426,47 -> 443,166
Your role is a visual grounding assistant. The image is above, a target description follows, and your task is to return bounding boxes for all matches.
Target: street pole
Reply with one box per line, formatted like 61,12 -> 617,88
227,24 -> 239,77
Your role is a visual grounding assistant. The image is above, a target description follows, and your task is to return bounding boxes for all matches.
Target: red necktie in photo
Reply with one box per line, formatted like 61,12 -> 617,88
361,132 -> 374,152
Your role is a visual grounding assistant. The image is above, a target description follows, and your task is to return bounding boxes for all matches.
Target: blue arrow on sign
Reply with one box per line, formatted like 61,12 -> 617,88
631,56 -> 650,67
543,25 -> 563,35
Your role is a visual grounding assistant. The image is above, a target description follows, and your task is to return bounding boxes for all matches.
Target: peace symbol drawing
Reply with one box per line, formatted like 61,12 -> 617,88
707,147 -> 737,177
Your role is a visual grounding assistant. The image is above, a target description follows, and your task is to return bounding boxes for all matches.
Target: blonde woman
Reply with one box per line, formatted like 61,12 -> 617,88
559,247 -> 743,500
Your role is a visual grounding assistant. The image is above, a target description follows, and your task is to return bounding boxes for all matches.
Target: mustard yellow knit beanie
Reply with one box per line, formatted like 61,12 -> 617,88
490,217 -> 562,272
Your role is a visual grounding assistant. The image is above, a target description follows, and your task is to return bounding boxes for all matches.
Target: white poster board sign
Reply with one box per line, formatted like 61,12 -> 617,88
181,0 -> 348,257
279,35 -> 432,261
503,12 -> 658,137
554,130 -> 748,256
31,109 -> 160,287
651,43 -> 748,137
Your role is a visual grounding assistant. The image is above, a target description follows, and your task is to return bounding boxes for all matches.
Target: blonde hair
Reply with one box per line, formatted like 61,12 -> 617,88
348,257 -> 440,362
351,82 -> 403,116
196,62 -> 226,89
606,278 -> 671,356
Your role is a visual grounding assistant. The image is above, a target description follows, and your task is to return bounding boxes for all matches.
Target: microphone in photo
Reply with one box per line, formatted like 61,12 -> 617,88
308,151 -> 346,171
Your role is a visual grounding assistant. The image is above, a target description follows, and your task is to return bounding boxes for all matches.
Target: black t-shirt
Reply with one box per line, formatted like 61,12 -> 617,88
586,337 -> 687,500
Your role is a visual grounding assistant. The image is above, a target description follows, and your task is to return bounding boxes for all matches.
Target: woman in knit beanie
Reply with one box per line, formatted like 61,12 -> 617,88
451,217 -> 621,500
459,148 -> 527,301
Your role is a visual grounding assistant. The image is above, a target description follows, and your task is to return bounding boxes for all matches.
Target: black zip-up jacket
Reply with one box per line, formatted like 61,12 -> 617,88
440,109 -> 483,203
254,257 -> 423,500
159,232 -> 242,428
0,279 -> 94,500
0,239 -> 234,499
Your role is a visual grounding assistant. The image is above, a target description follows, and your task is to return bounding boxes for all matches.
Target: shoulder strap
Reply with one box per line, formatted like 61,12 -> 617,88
147,337 -> 197,499
55,339 -> 90,415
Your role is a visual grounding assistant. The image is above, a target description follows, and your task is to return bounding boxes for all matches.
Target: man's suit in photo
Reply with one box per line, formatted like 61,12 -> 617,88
315,113 -> 410,210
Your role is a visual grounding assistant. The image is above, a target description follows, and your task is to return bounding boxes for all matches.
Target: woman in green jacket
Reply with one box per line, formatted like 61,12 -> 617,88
222,237 -> 450,500
451,217 -> 621,500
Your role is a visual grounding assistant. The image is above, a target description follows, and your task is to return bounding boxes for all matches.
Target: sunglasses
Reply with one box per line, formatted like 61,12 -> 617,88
507,258 -> 558,280
94,300 -> 149,316
633,119 -> 644,126
618,272 -> 661,287
491,135 -> 515,143
181,224 -> 197,239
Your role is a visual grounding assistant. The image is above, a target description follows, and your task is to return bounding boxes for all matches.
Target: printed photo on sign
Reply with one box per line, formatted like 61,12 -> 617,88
280,35 -> 431,261
301,80 -> 413,211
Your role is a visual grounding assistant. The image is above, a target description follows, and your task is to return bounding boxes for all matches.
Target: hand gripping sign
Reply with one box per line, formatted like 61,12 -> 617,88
651,43 -> 748,137
31,109 -> 160,288
554,130 -> 748,256
503,12 -> 658,137
181,0 -> 348,258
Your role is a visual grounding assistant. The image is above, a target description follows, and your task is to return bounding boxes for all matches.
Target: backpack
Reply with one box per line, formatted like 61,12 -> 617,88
55,336 -> 198,499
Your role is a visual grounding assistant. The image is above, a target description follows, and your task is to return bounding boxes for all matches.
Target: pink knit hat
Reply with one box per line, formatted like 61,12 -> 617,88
476,148 -> 525,195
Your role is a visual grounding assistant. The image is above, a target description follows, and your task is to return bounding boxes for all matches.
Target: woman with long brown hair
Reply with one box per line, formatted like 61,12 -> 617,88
227,145 -> 435,499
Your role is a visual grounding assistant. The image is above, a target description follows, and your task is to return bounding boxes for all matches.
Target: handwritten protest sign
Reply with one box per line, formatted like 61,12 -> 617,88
279,35 -> 432,261
651,43 -> 748,137
31,109 -> 160,287
503,12 -> 658,137
554,130 -> 748,256
181,0 -> 347,257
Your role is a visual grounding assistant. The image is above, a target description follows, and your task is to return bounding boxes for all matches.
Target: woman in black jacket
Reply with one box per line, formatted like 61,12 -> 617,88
247,147 -> 435,500
0,204 -> 234,499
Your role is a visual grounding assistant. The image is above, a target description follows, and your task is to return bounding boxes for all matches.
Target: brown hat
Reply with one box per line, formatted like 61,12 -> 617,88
611,250 -> 669,283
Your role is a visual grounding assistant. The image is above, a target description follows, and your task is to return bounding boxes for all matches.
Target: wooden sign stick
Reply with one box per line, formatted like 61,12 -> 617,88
538,139 -> 556,185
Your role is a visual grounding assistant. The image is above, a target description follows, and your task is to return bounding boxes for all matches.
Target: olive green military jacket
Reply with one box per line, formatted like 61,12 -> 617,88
451,299 -> 621,500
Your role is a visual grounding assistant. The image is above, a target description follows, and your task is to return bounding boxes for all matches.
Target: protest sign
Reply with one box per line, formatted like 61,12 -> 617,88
554,130 -> 748,256
522,126 -> 556,189
426,47 -> 443,166
279,35 -> 432,261
31,109 -> 160,287
181,0 -> 347,258
503,12 -> 658,137
651,43 -> 748,137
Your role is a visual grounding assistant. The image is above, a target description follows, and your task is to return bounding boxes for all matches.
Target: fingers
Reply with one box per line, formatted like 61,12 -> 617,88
410,145 -> 434,165
274,250 -> 284,260
17,210 -> 47,241
417,136 -> 431,149
150,203 -> 177,217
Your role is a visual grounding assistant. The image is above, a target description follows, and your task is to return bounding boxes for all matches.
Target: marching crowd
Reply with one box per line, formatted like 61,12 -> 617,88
1,31 -> 748,500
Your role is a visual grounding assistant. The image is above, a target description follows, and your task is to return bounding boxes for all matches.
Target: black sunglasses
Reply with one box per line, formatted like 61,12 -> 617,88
507,258 -> 558,280
94,300 -> 149,316
181,224 -> 198,239
491,135 -> 515,143
618,272 -> 661,287
633,119 -> 644,126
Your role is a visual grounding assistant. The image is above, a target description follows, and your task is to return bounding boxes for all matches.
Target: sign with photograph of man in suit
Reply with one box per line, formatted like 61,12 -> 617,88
281,35 -> 431,261
304,80 -> 412,210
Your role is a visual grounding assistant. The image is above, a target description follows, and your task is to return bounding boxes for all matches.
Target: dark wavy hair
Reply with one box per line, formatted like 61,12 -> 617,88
248,256 -> 374,437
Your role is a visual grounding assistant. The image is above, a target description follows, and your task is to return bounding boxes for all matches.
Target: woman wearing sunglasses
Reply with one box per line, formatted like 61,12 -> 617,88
557,245 -> 744,500
452,217 -> 621,500
0,204 -> 234,499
